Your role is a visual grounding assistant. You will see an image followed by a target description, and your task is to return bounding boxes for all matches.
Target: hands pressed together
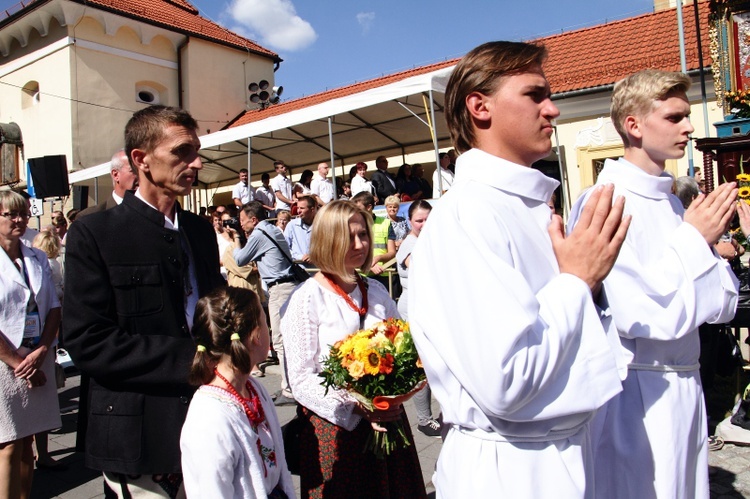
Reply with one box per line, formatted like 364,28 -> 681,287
549,184 -> 631,296
684,182 -> 738,245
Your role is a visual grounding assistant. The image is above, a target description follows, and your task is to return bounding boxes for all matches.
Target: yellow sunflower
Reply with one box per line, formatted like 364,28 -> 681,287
362,349 -> 382,375
739,186 -> 750,199
737,173 -> 750,182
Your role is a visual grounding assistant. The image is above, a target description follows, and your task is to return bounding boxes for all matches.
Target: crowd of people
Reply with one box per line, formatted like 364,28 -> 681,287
0,39 -> 746,499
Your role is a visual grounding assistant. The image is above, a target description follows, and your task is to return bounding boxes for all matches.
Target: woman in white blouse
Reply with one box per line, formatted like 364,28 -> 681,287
349,162 -> 376,202
281,200 -> 425,499
0,191 -> 61,498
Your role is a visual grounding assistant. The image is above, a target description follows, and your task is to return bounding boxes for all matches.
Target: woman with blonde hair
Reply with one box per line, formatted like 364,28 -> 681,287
32,230 -> 63,302
281,200 -> 425,498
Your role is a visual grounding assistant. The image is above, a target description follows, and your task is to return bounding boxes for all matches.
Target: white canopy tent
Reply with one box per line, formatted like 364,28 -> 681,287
194,63 -> 456,193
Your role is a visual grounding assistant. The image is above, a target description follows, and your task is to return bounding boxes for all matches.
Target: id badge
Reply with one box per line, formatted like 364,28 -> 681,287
23,312 -> 40,346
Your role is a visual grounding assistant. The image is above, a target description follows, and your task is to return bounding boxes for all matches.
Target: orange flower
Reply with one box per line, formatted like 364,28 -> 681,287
379,353 -> 394,374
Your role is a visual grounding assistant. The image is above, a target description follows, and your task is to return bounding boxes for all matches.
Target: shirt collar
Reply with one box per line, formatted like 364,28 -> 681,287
455,148 -> 559,203
597,158 -> 673,200
135,189 -> 179,230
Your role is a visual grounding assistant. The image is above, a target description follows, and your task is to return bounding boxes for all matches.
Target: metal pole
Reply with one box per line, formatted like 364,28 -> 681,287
677,0 -> 696,177
427,89 -> 441,197
693,0 -> 711,139
247,137 -> 253,179
328,117 -> 337,198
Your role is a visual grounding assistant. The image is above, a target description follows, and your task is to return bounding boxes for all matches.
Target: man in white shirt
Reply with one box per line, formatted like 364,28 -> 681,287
231,168 -> 253,208
310,162 -> 334,206
568,69 -> 738,499
409,41 -> 631,498
270,160 -> 293,211
254,172 -> 276,217
77,150 -> 139,218
432,152 -> 455,198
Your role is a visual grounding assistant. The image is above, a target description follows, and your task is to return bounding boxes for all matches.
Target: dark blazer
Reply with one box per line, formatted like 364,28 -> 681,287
370,169 -> 397,202
76,194 -> 118,218
62,192 -> 223,474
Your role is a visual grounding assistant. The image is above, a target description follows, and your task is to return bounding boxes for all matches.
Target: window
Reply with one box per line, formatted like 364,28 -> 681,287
135,83 -> 162,105
21,81 -> 39,109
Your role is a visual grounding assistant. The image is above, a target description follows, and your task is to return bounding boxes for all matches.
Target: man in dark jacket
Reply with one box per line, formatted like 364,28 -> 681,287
370,155 -> 397,202
63,105 -> 223,497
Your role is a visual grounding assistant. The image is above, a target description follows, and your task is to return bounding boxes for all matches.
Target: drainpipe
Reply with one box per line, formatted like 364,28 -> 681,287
177,37 -> 189,108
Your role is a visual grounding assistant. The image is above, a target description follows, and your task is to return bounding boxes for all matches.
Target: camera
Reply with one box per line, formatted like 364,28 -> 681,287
222,217 -> 241,232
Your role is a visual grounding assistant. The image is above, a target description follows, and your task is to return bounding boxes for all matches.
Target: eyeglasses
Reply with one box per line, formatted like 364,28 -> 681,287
0,211 -> 30,220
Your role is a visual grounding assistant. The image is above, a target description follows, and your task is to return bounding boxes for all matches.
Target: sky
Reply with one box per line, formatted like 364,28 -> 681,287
187,0 -> 657,100
0,0 -> 660,101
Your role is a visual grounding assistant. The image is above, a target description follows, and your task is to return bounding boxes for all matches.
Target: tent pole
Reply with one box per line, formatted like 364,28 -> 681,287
247,137 -> 253,180
328,117 -> 337,198
427,89 -> 441,197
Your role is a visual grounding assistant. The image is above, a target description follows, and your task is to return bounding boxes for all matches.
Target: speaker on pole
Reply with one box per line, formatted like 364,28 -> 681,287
28,155 -> 69,199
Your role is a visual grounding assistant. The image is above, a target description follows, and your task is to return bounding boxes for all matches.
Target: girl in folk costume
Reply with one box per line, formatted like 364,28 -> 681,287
180,286 -> 294,499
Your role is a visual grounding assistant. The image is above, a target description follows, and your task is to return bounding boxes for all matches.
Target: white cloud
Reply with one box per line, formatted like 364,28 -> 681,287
356,12 -> 375,34
227,0 -> 317,52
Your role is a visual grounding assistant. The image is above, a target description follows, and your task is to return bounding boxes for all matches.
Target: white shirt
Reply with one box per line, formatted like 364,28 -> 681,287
310,173 -> 334,203
432,167 -> 455,198
568,158 -> 738,499
350,175 -> 374,197
181,381 -> 295,499
270,174 -> 293,210
232,181 -> 253,205
254,185 -> 275,211
281,277 -> 399,431
409,148 -> 623,498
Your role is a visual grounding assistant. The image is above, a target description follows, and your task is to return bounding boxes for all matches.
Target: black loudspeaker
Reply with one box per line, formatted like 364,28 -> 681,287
28,155 -> 69,199
72,185 -> 88,211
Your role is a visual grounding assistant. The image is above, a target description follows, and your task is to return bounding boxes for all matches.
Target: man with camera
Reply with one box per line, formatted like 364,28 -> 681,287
232,201 -> 301,406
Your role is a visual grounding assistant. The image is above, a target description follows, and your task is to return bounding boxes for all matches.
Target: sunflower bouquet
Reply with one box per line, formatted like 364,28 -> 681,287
319,318 -> 427,457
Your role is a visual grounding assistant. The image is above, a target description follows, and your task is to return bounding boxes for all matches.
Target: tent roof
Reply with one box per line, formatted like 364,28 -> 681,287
195,62 -> 455,186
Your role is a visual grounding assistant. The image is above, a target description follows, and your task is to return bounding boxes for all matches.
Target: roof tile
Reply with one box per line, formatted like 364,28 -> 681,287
72,0 -> 279,60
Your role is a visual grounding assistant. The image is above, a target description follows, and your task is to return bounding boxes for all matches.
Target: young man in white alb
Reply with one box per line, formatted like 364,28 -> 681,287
409,41 -> 631,498
568,69 -> 739,499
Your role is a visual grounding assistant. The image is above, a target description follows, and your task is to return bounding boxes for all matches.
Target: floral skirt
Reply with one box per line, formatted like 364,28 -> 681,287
298,406 -> 426,499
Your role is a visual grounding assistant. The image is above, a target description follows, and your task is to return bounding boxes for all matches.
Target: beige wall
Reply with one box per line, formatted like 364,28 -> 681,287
0,46 -> 74,181
181,38 -> 275,134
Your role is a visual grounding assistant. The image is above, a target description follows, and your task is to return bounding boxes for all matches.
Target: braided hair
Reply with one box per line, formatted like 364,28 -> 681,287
188,286 -> 262,385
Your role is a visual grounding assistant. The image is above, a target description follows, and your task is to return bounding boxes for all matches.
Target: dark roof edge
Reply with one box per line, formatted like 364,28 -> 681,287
0,0 -> 51,30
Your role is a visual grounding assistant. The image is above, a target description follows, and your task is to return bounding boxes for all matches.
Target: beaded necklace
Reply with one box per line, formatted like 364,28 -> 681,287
213,368 -> 266,428
322,272 -> 368,327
